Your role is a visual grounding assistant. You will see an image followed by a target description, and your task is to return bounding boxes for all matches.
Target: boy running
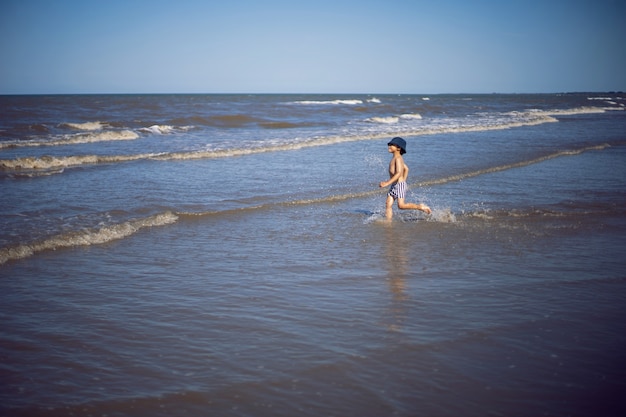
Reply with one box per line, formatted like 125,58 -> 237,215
379,137 -> 431,220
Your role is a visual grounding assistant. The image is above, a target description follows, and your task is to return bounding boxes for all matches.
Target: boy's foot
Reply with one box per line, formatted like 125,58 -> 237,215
418,204 -> 432,214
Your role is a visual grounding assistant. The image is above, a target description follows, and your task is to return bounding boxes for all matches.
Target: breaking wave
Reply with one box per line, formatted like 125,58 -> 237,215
0,152 -> 160,171
139,125 -> 177,134
366,113 -> 423,124
290,99 -> 364,105
1,106 -> 616,174
0,212 -> 179,265
61,121 -> 110,130
0,141 -> 614,265
0,110 -> 563,173
541,106 -> 612,116
0,130 -> 140,149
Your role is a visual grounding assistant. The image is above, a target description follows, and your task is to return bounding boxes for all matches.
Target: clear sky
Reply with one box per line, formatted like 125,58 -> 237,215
1,0 -> 625,94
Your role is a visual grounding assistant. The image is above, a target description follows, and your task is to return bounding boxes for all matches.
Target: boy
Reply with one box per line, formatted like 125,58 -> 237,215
379,137 -> 431,220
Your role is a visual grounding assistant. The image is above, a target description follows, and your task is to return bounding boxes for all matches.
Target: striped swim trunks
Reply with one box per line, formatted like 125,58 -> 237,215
388,181 -> 407,199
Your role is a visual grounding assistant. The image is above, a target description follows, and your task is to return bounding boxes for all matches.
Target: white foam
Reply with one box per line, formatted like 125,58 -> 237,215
0,130 -> 139,149
543,106 -> 606,116
291,99 -> 364,105
399,113 -> 422,120
430,208 -> 456,223
1,155 -> 99,170
365,116 -> 399,124
68,130 -> 140,143
365,113 -> 422,124
0,152 -> 159,171
63,121 -> 109,130
7,168 -> 65,178
0,212 -> 179,265
140,125 -> 175,134
3,107 -> 597,173
363,212 -> 386,224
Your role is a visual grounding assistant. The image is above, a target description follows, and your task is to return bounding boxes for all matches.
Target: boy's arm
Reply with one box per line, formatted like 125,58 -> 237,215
379,158 -> 403,187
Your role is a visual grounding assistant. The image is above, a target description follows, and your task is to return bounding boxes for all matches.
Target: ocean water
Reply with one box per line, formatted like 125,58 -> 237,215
1,93 -> 625,416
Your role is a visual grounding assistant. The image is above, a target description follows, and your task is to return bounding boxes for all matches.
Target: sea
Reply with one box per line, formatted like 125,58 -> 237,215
1,93 -> 625,417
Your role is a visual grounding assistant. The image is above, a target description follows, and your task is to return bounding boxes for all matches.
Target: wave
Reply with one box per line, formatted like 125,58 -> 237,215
0,151 -> 161,171
0,123 -> 200,149
0,212 -> 178,265
541,106 -> 609,116
1,106 -> 615,173
0,129 -> 140,149
218,143 -> 614,208
0,142 -> 614,265
61,121 -> 110,130
3,168 -> 66,178
365,116 -> 400,124
0,112 -> 562,173
290,99 -> 364,105
366,113 -> 423,124
587,96 -> 624,101
585,97 -> 625,110
416,143 -> 612,188
365,106 -> 610,127
400,113 -> 423,120
139,125 -> 177,134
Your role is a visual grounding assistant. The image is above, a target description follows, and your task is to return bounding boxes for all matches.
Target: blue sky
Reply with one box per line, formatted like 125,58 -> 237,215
1,0 -> 624,94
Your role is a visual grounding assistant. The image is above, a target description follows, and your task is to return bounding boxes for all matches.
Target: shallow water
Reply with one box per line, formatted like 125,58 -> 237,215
1,94 -> 626,416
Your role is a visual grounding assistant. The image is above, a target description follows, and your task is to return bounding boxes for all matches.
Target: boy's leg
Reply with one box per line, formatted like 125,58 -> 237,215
397,198 -> 432,214
385,195 -> 395,220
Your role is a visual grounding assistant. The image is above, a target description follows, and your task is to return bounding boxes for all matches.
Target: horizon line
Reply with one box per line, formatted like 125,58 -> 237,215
1,90 -> 624,96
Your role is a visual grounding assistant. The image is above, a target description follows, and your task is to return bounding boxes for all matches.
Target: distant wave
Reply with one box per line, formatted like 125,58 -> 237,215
365,113 -> 423,124
61,121 -> 111,131
541,106 -> 612,116
0,111 -> 560,173
0,212 -> 178,265
290,99 -> 364,105
587,96 -> 625,101
138,125 -> 187,134
365,106 -> 612,127
366,116 -> 400,124
1,106 -> 617,174
400,113 -> 423,120
585,96 -> 626,110
166,115 -> 317,129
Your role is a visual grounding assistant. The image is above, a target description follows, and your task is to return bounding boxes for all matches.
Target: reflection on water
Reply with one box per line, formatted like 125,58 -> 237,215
381,222 -> 411,332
